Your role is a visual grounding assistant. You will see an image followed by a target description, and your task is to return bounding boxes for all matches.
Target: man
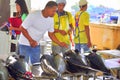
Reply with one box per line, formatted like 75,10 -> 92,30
52,0 -> 74,54
18,1 -> 67,64
74,0 -> 91,53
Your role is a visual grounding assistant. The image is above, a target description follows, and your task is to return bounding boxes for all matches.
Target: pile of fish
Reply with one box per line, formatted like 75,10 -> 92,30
40,49 -> 112,80
0,49 -> 113,80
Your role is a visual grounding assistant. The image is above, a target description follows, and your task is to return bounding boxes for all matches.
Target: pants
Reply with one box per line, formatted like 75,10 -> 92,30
75,43 -> 89,53
19,44 -> 40,64
52,45 -> 71,54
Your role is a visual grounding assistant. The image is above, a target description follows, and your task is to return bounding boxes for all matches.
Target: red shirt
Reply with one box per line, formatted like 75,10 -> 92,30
9,17 -> 22,35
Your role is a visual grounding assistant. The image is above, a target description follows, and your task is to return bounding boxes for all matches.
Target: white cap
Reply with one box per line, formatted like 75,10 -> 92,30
56,0 -> 66,4
79,0 -> 88,6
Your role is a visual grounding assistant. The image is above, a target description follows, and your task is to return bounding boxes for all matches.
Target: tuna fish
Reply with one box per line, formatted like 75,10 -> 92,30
63,50 -> 99,73
6,55 -> 33,80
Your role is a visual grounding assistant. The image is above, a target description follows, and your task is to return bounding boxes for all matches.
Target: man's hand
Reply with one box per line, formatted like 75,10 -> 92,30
54,29 -> 67,35
68,28 -> 74,35
21,26 -> 38,47
58,42 -> 68,48
59,30 -> 67,35
49,32 -> 68,48
9,26 -> 14,30
29,39 -> 38,48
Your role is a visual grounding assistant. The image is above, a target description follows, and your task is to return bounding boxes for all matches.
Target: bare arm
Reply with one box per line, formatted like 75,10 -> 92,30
54,29 -> 67,35
48,32 -> 68,48
85,26 -> 92,47
9,26 -> 21,31
20,26 -> 37,47
54,24 -> 74,35
9,24 -> 21,31
68,24 -> 74,34
69,24 -> 74,30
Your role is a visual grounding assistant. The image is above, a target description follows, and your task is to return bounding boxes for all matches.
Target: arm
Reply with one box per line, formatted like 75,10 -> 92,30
68,24 -> 74,34
54,29 -> 61,33
20,26 -> 38,47
54,24 -> 74,35
68,12 -> 74,34
68,23 -> 74,46
84,12 -> 91,47
54,29 -> 67,35
9,26 -> 21,31
85,26 -> 92,47
19,13 -> 38,47
48,32 -> 68,48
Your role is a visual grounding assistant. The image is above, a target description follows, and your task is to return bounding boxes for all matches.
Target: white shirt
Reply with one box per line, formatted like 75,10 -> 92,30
19,10 -> 54,46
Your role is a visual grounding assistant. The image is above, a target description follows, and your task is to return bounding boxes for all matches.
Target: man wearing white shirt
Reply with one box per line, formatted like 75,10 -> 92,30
19,1 -> 68,64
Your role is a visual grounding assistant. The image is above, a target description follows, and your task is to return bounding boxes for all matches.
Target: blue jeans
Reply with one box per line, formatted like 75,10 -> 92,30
75,43 -> 90,53
19,44 -> 40,64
